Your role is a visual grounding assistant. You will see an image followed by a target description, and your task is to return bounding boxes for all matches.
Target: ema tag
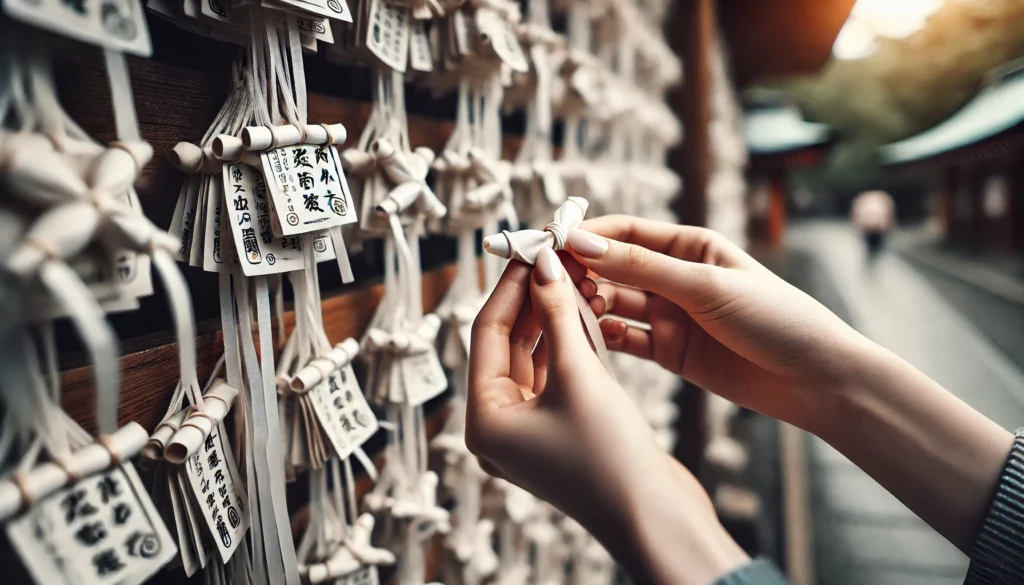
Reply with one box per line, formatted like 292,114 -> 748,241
3,0 -> 152,55
398,350 -> 448,406
309,366 -> 380,459
260,144 -> 357,236
364,0 -> 410,73
223,163 -> 335,275
7,464 -> 177,585
183,426 -> 249,563
409,20 -> 433,72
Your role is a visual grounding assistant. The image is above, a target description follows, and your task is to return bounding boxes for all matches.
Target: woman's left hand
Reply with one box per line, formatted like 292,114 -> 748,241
467,247 -> 748,585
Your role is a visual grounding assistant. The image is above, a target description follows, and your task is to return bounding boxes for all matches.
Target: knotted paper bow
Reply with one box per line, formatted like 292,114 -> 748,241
482,196 -> 586,264
482,197 -> 616,373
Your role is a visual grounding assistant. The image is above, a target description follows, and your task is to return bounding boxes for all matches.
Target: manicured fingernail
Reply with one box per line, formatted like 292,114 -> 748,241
568,229 -> 609,258
535,247 -> 563,284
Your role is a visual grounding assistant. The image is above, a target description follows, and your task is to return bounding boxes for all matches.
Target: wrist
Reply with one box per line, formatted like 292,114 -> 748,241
617,463 -> 749,585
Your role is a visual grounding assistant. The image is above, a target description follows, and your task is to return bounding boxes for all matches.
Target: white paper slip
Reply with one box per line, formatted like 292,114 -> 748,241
223,163 -> 338,275
399,350 -> 448,407
203,176 -> 232,273
364,0 -> 409,73
309,365 -> 379,459
261,144 -> 357,236
7,464 -> 177,585
3,0 -> 152,55
183,425 -> 250,563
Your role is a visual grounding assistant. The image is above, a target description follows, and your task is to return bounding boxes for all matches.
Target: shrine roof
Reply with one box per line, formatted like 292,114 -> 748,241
881,65 -> 1024,165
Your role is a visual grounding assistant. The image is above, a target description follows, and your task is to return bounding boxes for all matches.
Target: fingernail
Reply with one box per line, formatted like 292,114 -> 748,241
568,229 -> 609,258
535,247 -> 564,284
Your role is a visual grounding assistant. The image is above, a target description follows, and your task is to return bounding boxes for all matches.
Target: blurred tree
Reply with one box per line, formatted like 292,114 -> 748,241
776,0 -> 1024,186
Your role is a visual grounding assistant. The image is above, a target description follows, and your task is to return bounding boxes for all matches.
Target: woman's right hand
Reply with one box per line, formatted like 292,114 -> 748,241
565,215 -> 876,430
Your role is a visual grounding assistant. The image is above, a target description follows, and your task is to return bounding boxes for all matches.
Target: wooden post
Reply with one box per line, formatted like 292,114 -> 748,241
671,0 -> 713,228
666,0 -> 713,475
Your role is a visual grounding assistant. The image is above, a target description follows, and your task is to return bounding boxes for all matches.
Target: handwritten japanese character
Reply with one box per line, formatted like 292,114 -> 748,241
232,167 -> 244,183
320,168 -> 334,184
97,475 -> 121,504
238,212 -> 252,226
234,196 -> 249,211
216,515 -> 232,548
315,145 -> 329,165
297,172 -> 315,190
61,490 -> 98,523
293,148 -> 313,169
113,502 -> 132,525
207,450 -> 222,469
75,522 -> 108,546
214,469 -> 226,485
92,549 -> 125,577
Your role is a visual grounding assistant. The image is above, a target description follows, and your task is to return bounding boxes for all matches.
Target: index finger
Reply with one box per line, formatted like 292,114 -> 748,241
470,261 -> 532,384
580,215 -> 749,269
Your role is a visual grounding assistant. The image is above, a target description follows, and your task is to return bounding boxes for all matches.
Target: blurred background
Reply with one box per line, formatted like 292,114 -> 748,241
687,1 -> 1024,584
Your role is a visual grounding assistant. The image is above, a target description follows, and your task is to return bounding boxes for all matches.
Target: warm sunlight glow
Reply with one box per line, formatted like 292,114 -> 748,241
833,0 -> 945,60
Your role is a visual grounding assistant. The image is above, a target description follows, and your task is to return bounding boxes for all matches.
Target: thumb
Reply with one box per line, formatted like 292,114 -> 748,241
565,228 -> 723,313
531,247 -> 590,360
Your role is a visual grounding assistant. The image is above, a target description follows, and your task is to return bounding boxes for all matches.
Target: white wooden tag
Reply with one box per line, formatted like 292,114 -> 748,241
261,144 -> 357,236
337,565 -> 380,585
189,182 -> 209,267
276,0 -> 352,22
7,464 -> 177,585
364,0 -> 410,73
223,163 -> 337,275
409,20 -> 432,72
309,366 -> 379,459
477,11 -> 527,73
2,0 -> 152,55
399,350 -> 448,406
183,425 -> 250,563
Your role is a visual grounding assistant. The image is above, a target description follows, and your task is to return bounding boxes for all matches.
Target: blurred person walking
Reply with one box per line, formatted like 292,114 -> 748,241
851,190 -> 895,261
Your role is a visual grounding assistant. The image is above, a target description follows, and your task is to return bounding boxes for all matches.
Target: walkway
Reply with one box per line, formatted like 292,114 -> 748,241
784,221 -> 1024,585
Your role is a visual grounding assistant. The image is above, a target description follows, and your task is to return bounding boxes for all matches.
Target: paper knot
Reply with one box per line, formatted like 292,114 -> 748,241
543,221 -> 567,250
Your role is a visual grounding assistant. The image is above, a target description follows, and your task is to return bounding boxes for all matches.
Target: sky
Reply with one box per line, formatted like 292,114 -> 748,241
833,0 -> 946,60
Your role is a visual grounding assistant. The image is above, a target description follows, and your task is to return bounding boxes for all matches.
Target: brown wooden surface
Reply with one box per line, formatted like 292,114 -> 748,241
60,264 -> 458,435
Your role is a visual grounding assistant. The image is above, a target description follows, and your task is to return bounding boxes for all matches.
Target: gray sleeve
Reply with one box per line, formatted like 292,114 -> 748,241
965,427 -> 1024,585
714,558 -> 789,585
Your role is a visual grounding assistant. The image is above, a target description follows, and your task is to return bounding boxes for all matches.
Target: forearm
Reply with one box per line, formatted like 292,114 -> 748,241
809,341 -> 1013,551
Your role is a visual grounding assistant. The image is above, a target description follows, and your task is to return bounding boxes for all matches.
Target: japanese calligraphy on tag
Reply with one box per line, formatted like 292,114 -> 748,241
365,0 -> 409,73
399,350 -> 448,406
409,20 -> 432,72
260,144 -> 356,236
7,464 -> 176,585
309,366 -> 379,459
203,177 -> 233,273
183,426 -> 249,563
2,0 -> 152,55
223,163 -> 338,275
276,0 -> 352,22
337,565 -> 380,585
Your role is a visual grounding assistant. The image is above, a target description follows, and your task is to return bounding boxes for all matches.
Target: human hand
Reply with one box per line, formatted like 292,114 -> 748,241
566,215 -> 874,430
467,247 -> 747,585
